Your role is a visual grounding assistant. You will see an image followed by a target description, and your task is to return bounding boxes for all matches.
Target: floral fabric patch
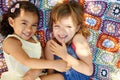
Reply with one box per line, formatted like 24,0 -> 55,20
85,1 -> 107,17
93,49 -> 119,66
84,13 -> 101,30
104,2 -> 120,22
101,20 -> 120,37
94,64 -> 112,80
96,33 -> 119,52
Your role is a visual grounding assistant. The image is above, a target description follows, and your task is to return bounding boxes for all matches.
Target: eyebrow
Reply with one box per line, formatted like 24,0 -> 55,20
21,20 -> 38,25
21,20 -> 28,23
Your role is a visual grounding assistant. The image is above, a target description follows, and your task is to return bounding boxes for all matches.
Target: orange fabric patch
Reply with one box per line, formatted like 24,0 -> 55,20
84,13 -> 101,30
96,33 -> 119,52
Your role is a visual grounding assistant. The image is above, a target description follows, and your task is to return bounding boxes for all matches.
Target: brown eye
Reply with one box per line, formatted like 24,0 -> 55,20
22,23 -> 27,26
32,24 -> 38,27
54,25 -> 59,27
67,26 -> 72,28
53,25 -> 60,28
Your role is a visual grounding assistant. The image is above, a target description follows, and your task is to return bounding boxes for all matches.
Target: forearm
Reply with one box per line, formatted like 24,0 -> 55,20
23,58 -> 58,70
65,54 -> 93,76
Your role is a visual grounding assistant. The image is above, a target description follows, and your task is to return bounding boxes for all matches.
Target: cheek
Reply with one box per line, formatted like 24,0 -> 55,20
29,28 -> 37,35
33,28 -> 37,32
67,29 -> 76,36
68,32 -> 75,40
69,32 -> 75,36
53,29 -> 58,36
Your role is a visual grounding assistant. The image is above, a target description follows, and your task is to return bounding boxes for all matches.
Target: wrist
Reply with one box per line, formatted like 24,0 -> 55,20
65,54 -> 76,66
51,60 -> 60,70
63,52 -> 69,61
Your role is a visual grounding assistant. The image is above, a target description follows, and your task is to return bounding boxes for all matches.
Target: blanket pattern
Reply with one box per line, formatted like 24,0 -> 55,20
0,0 -> 120,80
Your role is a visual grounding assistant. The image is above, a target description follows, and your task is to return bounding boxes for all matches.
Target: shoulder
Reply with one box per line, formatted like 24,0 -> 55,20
77,34 -> 86,40
3,37 -> 22,54
72,34 -> 90,56
72,33 -> 87,44
3,35 -> 22,45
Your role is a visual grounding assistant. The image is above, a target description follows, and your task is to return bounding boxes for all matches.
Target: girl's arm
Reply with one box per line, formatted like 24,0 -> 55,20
70,34 -> 93,76
2,37 -> 67,72
23,49 -> 45,80
45,41 -> 55,74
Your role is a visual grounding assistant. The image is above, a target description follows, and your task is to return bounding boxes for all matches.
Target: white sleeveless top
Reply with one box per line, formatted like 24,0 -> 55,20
1,34 -> 41,80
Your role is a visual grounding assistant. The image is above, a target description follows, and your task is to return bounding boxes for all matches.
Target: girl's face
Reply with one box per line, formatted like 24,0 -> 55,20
53,16 -> 79,44
9,9 -> 38,41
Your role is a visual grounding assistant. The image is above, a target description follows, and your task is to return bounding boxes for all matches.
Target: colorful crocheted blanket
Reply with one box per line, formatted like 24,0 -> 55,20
0,0 -> 120,79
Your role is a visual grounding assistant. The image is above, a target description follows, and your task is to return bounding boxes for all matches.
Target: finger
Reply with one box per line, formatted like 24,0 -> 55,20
66,63 -> 71,70
49,40 -> 57,48
61,38 -> 64,43
50,48 -> 55,53
49,47 -> 56,54
61,40 -> 66,47
67,63 -> 72,68
51,39 -> 61,47
49,43 -> 57,50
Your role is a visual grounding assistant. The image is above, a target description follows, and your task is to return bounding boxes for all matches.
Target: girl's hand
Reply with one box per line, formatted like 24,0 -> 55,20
23,69 -> 41,80
48,40 -> 68,61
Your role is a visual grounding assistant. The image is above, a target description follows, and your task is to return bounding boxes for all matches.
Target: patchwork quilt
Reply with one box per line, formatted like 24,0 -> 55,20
0,0 -> 120,80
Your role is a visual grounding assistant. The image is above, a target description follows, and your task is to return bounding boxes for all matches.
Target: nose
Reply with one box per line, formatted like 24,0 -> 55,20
26,26 -> 32,32
59,28 -> 66,36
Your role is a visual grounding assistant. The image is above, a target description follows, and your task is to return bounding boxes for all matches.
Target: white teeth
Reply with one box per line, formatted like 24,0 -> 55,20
25,33 -> 30,36
23,33 -> 30,37
59,35 -> 67,39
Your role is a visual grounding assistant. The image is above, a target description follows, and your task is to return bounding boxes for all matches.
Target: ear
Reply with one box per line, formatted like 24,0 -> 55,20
8,17 -> 14,27
51,32 -> 55,39
76,25 -> 81,33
